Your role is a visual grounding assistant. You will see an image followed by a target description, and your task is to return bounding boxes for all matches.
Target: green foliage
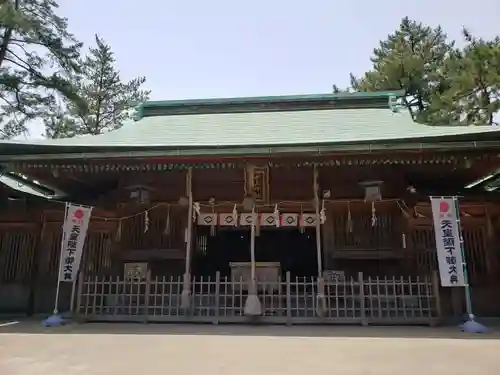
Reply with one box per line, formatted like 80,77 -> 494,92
433,30 -> 500,125
0,0 -> 85,138
347,17 -> 454,124
332,84 -> 349,93
45,35 -> 150,138
342,17 -> 500,125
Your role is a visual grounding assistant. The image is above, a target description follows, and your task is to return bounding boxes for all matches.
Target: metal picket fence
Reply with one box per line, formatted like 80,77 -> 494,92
76,272 -> 439,325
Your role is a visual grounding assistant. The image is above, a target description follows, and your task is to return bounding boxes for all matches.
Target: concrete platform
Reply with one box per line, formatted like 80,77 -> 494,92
1,321 -> 499,375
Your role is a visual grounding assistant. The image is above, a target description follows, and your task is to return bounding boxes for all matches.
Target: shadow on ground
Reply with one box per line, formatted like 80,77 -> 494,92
0,318 -> 499,340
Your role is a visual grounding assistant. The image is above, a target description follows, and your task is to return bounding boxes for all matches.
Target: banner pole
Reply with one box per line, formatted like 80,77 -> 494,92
453,197 -> 474,318
452,197 -> 487,333
430,196 -> 487,333
69,279 -> 77,313
53,202 -> 69,315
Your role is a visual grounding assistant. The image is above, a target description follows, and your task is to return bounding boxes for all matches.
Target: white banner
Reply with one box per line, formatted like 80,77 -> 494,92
430,197 -> 466,287
58,204 -> 92,283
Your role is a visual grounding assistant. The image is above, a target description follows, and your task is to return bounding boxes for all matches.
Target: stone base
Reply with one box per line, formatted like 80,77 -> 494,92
244,294 -> 262,316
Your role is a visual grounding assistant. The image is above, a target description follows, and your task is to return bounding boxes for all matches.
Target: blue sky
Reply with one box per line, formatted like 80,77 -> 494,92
27,0 -> 500,137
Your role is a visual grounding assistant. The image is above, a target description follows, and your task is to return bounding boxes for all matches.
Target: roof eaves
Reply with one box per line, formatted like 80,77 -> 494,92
0,172 -> 67,198
1,139 -> 499,162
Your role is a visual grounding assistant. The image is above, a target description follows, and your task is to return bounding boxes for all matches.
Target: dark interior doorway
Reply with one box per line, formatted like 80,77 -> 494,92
192,226 -> 318,278
192,227 -> 250,277
256,228 -> 318,277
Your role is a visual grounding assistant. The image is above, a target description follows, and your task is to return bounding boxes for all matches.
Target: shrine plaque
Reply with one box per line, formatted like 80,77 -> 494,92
323,270 -> 345,282
124,262 -> 148,281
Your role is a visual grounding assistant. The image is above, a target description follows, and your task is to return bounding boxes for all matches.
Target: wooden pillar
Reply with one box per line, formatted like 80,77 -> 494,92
27,213 -> 46,315
243,205 -> 262,316
314,165 -> 323,277
180,167 -> 193,309
314,164 -> 326,316
484,205 -> 497,281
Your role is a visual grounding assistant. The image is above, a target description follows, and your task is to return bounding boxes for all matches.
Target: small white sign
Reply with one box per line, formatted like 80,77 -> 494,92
260,213 -> 278,226
280,213 -> 298,227
197,213 -> 217,226
218,213 -> 237,226
239,213 -> 256,226
301,213 -> 318,227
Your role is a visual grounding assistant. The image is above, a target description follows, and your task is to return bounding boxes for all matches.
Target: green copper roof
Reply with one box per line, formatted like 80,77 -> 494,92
1,91 -> 500,159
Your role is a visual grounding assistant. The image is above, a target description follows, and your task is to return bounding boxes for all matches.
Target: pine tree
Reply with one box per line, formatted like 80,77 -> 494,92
345,17 -> 455,124
435,30 -> 500,125
45,35 -> 150,138
0,0 -> 85,138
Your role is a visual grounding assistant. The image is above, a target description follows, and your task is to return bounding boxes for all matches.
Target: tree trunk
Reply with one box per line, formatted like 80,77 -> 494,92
0,0 -> 20,67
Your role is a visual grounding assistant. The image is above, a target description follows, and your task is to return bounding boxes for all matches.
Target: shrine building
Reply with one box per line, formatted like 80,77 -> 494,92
0,90 -> 500,324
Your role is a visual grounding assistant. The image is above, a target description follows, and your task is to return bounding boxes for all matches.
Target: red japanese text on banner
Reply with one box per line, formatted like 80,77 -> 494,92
58,204 -> 92,283
430,197 -> 465,287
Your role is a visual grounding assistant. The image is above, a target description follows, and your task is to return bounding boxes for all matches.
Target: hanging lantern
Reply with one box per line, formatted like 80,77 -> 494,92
242,196 -> 254,211
359,180 -> 383,201
127,185 -> 152,204
178,196 -> 189,207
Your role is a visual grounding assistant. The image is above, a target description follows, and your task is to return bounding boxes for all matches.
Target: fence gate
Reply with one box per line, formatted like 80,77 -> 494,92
76,272 -> 439,325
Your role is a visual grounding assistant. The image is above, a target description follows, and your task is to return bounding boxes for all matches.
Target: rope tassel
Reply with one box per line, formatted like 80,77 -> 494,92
371,201 -> 377,227
232,204 -> 238,226
299,204 -> 305,234
115,219 -> 122,241
164,206 -> 171,235
320,200 -> 326,224
193,202 -> 200,222
273,204 -> 280,227
144,211 -> 149,233
346,202 -> 353,233
210,204 -> 216,236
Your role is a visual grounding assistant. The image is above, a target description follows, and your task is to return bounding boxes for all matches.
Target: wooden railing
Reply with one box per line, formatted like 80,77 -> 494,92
76,273 -> 439,325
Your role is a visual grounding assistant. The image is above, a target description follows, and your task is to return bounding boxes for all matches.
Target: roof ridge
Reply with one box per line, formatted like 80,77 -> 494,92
135,91 -> 407,119
140,90 -> 406,108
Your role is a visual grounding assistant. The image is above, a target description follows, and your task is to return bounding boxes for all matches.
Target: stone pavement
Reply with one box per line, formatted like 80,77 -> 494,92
0,321 -> 499,375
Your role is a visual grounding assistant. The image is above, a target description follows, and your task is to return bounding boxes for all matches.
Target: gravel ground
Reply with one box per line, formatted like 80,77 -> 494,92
1,321 -> 499,375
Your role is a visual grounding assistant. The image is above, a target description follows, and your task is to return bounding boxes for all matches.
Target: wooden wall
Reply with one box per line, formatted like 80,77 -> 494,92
0,165 -> 500,317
